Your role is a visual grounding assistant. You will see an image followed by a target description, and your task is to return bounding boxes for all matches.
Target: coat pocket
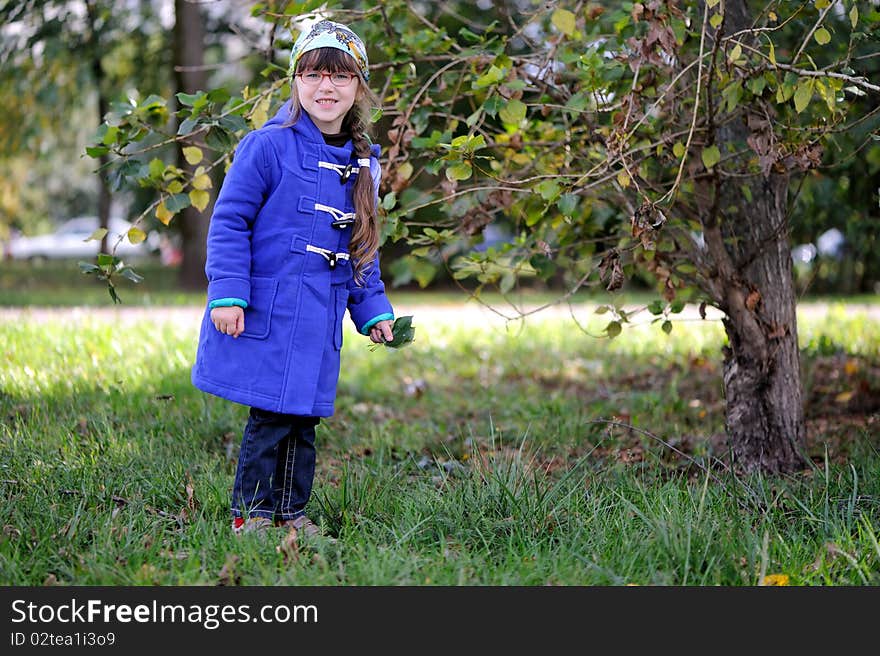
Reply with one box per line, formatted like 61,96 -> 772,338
333,286 -> 349,351
241,276 -> 278,340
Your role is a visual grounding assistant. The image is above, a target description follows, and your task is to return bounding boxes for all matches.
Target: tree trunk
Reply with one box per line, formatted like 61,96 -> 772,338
717,175 -> 807,473
700,0 -> 808,474
173,0 -> 210,290
87,2 -> 111,255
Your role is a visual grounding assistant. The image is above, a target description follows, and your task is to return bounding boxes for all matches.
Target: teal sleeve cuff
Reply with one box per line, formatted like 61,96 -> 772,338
360,312 -> 394,335
209,297 -> 248,309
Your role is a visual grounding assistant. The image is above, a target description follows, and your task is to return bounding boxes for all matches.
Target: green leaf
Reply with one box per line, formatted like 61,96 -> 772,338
382,192 -> 397,210
176,92 -> 202,107
814,0 -> 830,9
381,315 -> 416,349
647,300 -> 665,315
86,145 -> 110,158
814,27 -> 831,45
673,142 -> 686,159
117,267 -> 144,284
849,5 -> 858,29
474,65 -> 505,89
446,162 -> 473,181
662,320 -> 673,334
552,9 -> 576,37
701,145 -> 721,169
748,76 -> 766,97
710,12 -> 723,29
165,192 -> 192,213
722,80 -> 743,113
498,99 -> 527,125
669,299 -> 685,313
794,80 -> 813,113
85,228 -> 108,243
536,179 -> 561,201
499,272 -> 515,294
206,126 -> 234,151
605,320 -> 622,338
556,193 -> 578,217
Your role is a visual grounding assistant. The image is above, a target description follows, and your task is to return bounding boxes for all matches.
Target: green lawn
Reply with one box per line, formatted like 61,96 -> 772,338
1,263 -> 879,585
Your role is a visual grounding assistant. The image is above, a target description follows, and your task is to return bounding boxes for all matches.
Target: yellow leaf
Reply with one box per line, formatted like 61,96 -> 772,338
85,228 -> 108,242
835,390 -> 854,404
189,189 -> 210,212
729,43 -> 742,63
167,180 -> 184,194
814,0 -> 830,9
707,0 -> 720,7
849,6 -> 858,29
192,173 -> 212,190
397,161 -> 414,181
551,9 -> 576,37
617,170 -> 631,188
183,146 -> 203,165
127,227 -> 147,244
814,27 -> 831,45
250,95 -> 271,129
710,12 -> 723,29
155,202 -> 174,226
760,574 -> 790,586
768,41 -> 776,66
844,360 -> 859,376
794,80 -> 813,113
768,11 -> 777,22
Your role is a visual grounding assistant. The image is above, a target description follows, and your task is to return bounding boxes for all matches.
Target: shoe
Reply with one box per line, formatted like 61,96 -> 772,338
275,515 -> 321,537
232,516 -> 274,535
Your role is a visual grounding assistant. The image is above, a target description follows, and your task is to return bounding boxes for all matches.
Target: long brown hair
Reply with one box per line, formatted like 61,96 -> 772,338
287,48 -> 380,286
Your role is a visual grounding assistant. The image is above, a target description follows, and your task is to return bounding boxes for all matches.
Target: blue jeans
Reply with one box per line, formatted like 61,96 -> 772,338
231,407 -> 320,521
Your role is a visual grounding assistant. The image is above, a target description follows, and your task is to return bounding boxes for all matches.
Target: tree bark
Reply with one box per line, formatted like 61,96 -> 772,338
173,0 -> 211,290
701,0 -> 809,474
86,1 -> 111,255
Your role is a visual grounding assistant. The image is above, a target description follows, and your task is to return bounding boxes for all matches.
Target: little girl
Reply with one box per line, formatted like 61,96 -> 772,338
191,19 -> 395,536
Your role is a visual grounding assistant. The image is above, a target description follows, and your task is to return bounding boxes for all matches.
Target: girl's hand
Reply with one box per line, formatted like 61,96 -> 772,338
369,320 -> 394,344
211,306 -> 245,338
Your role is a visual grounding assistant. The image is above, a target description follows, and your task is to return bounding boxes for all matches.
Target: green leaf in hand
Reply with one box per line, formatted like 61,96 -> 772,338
369,315 -> 415,351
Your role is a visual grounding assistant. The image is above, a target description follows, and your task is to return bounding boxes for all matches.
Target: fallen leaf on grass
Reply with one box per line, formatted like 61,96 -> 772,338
277,528 -> 301,563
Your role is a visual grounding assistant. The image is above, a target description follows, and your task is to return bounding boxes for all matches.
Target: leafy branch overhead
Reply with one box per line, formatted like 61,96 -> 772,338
84,1 -> 878,316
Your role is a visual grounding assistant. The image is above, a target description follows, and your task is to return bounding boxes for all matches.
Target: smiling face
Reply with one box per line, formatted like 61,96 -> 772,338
294,48 -> 362,135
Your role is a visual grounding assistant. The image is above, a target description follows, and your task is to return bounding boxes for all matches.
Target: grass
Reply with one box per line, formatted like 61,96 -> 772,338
1,265 -> 879,585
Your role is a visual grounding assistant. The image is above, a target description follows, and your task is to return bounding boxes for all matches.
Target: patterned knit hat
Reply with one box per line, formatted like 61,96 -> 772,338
289,19 -> 370,81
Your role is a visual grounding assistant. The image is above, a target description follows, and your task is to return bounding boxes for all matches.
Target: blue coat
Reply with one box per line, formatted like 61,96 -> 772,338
191,103 -> 394,416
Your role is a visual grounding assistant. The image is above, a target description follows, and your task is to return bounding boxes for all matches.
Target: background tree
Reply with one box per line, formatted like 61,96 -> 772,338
0,0 -> 168,244
173,0 -> 211,290
87,0 -> 880,475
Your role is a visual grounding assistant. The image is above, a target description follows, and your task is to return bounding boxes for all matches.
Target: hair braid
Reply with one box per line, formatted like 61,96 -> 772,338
347,108 -> 379,286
